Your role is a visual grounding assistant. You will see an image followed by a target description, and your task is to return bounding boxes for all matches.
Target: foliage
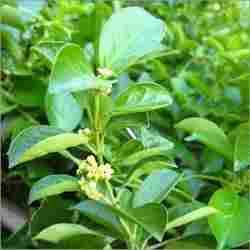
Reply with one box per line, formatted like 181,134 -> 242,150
1,0 -> 249,249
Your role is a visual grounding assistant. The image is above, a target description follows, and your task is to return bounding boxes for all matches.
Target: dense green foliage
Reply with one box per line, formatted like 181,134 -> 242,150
1,0 -> 249,249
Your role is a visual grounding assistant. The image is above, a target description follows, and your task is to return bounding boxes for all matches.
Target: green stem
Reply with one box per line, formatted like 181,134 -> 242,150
60,150 -> 81,165
113,0 -> 121,12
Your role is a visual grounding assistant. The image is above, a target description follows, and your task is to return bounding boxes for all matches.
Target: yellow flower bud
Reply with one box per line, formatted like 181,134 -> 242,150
86,155 -> 98,168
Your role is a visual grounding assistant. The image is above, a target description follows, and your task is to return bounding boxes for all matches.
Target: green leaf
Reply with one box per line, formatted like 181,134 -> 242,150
165,240 -> 215,249
112,140 -> 143,164
0,5 -> 25,30
117,203 -> 167,241
29,175 -> 80,204
33,223 -> 107,249
133,169 -> 180,208
8,126 -> 89,167
113,83 -> 172,115
12,77 -> 46,107
234,124 -> 250,171
48,43 -> 93,94
71,200 -> 126,238
31,41 -> 65,65
46,93 -> 83,131
17,0 -> 46,18
208,189 -> 250,248
128,161 -> 177,181
0,97 -> 17,115
175,117 -> 233,160
118,144 -> 173,167
49,43 -> 98,94
72,201 -> 166,241
99,7 -> 165,73
30,196 -> 74,236
166,206 -> 217,231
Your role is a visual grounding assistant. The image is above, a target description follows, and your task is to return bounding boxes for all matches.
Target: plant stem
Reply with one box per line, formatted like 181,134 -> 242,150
60,150 -> 81,165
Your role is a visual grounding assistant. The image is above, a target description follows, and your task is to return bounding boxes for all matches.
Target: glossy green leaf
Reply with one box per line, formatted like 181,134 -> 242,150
208,189 -> 250,248
46,93 -> 82,131
8,126 -> 89,167
49,43 -> 109,94
119,144 -> 173,167
48,43 -> 93,94
175,117 -> 233,160
166,206 -> 217,231
33,223 -> 107,248
118,203 -> 167,241
71,200 -> 126,238
133,169 -> 180,208
113,83 -> 172,115
99,7 -> 165,73
0,5 -> 25,30
29,175 -> 80,204
72,201 -> 166,241
128,161 -> 177,181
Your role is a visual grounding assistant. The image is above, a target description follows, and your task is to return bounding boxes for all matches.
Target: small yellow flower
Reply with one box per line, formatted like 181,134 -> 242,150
78,128 -> 91,135
99,163 -> 114,180
86,164 -> 99,180
85,181 -> 103,200
97,67 -> 113,78
86,155 -> 98,168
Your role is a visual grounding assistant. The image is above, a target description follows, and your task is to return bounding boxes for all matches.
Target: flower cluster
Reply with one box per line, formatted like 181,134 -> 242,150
77,155 -> 114,200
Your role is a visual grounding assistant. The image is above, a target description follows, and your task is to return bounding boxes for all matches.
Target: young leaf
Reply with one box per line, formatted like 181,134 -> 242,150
208,189 -> 250,249
133,169 -> 180,208
166,206 -> 217,231
33,223 -> 107,248
29,175 -> 80,204
48,43 -> 93,94
8,126 -> 88,167
175,117 -> 233,160
113,83 -> 172,115
46,93 -> 82,131
99,7 -> 165,74
49,43 -> 109,94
